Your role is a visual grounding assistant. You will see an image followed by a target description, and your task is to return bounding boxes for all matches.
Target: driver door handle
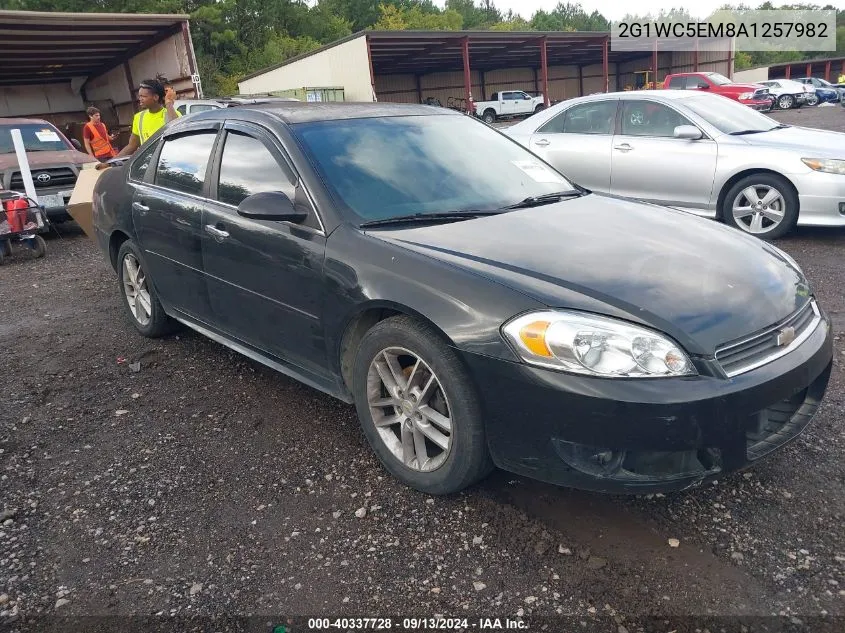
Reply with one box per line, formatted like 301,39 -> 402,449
613,143 -> 633,152
132,202 -> 150,212
534,138 -> 550,147
205,224 -> 229,239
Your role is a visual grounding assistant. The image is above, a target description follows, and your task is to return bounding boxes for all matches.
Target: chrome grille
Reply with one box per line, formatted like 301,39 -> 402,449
715,300 -> 820,377
11,167 -> 76,190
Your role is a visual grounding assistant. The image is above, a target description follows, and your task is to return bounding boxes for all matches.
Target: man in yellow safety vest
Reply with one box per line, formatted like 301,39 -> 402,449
115,77 -> 180,158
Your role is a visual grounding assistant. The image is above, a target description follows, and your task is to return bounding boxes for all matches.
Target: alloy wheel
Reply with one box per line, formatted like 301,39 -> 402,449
732,184 -> 786,235
122,253 -> 152,326
366,347 -> 453,472
778,95 -> 793,109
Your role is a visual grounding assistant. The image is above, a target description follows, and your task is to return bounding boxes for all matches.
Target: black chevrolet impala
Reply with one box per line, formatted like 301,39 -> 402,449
91,102 -> 833,495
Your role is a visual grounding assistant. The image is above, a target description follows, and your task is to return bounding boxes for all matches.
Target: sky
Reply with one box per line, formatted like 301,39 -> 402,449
433,1 -> 845,22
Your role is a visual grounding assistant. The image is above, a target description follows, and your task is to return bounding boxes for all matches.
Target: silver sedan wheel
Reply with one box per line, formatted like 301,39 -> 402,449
806,94 -> 819,106
732,185 -> 786,234
366,347 -> 453,472
122,253 -> 152,326
778,95 -> 794,109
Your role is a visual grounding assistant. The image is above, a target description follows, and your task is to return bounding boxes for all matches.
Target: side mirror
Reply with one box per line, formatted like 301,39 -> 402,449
237,190 -> 307,223
674,125 -> 703,140
71,138 -> 83,150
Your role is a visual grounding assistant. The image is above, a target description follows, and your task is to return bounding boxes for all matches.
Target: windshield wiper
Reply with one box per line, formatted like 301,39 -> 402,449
501,189 -> 584,209
359,210 -> 503,228
729,129 -> 768,135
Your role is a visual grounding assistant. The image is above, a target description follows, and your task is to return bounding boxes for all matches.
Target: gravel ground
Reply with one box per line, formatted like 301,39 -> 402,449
1,106 -> 844,633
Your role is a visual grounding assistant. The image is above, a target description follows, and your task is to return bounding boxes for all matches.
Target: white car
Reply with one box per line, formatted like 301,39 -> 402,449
503,90 -> 845,239
474,91 -> 546,124
757,80 -> 814,110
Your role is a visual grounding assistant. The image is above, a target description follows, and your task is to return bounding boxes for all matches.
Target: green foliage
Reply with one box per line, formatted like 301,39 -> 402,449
2,0 -> 843,96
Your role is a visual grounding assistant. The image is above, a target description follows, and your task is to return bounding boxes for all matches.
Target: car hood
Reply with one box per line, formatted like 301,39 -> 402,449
733,126 -> 845,154
0,149 -> 94,170
719,83 -> 766,91
366,195 -> 810,356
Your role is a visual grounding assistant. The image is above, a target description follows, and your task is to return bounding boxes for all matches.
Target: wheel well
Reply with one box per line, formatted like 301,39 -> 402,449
337,306 -> 454,392
716,169 -> 799,220
108,230 -> 130,272
483,108 -> 496,117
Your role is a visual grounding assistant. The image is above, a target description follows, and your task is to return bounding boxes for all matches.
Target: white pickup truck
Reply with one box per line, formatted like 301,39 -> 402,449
474,90 -> 546,124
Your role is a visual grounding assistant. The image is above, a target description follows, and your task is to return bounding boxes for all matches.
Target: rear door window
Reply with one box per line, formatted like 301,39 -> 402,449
154,131 -> 218,196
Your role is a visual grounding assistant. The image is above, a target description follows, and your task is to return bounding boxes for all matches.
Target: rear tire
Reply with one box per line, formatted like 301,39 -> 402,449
351,315 -> 494,495
721,173 -> 798,240
777,94 -> 794,109
116,240 -> 175,338
482,109 -> 496,124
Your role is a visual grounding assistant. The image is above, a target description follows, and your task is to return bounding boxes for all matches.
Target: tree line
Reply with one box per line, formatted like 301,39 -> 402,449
2,0 -> 843,96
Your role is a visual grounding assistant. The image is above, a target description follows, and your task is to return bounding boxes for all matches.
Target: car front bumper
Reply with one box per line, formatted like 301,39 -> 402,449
460,307 -> 833,494
792,170 -> 845,227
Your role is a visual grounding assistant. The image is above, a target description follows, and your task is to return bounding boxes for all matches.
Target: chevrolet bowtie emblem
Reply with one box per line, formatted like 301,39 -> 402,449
776,326 -> 796,347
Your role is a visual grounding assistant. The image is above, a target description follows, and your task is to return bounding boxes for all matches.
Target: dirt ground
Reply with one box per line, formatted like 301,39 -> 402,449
1,106 -> 844,633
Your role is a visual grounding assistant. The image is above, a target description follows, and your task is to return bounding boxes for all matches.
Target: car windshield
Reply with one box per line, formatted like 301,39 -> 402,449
706,72 -> 734,85
291,114 -> 577,223
0,123 -> 70,154
682,95 -> 780,134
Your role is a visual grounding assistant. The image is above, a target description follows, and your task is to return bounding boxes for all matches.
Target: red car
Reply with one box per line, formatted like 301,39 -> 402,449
662,71 -> 774,111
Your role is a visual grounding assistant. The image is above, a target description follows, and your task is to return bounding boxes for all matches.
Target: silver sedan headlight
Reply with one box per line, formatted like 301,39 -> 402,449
801,158 -> 845,175
502,311 -> 697,378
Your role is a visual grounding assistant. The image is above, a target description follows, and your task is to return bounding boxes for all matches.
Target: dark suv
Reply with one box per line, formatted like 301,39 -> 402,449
0,118 -> 95,222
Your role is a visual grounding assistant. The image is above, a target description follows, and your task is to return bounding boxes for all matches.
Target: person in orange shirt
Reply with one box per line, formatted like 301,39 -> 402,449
83,107 -> 117,162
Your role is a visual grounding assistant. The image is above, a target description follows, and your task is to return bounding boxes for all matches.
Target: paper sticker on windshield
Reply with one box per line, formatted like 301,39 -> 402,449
35,130 -> 61,142
511,160 -> 566,183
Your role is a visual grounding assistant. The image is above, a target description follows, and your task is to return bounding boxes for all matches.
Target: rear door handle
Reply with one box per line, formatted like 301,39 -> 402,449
534,138 -> 550,147
613,143 -> 633,151
132,202 -> 150,212
204,224 -> 229,239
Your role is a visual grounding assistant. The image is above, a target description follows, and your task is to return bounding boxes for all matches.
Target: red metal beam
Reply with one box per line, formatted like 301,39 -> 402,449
806,63 -> 812,78
693,38 -> 699,72
825,60 -> 831,82
785,65 -> 791,79
462,36 -> 473,115
652,40 -> 658,88
603,37 -> 609,92
540,36 -> 550,106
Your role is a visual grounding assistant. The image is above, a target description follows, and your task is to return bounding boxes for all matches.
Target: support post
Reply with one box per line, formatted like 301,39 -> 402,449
806,63 -> 812,78
652,39 -> 658,88
693,37 -> 699,72
825,60 -> 831,82
577,65 -> 583,97
533,67 -> 539,94
415,74 -> 422,103
785,65 -> 791,79
366,35 -> 377,102
462,36 -> 473,114
123,61 -> 136,113
540,35 -> 550,106
603,37 -> 609,92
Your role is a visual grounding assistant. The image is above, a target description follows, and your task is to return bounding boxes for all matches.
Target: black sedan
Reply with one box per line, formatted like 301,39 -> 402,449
91,102 -> 833,496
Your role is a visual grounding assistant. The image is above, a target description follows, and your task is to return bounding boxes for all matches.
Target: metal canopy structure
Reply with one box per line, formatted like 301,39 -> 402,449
0,9 -> 192,87
766,56 -> 845,82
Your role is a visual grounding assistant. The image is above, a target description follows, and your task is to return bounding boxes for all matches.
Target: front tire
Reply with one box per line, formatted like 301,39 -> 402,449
722,174 -> 798,240
777,94 -> 794,109
116,240 -> 175,337
351,315 -> 494,495
482,109 -> 496,124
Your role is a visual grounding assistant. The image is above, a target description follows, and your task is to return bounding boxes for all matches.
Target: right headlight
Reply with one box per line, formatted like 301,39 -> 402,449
739,92 -> 753,100
801,158 -> 845,175
502,311 -> 697,378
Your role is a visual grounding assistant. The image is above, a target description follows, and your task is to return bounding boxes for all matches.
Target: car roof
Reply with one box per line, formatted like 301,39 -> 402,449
557,90 -> 710,103
203,101 -> 459,124
0,117 -> 54,125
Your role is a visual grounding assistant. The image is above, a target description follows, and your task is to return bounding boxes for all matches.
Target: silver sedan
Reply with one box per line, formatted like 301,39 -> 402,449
504,90 -> 845,239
